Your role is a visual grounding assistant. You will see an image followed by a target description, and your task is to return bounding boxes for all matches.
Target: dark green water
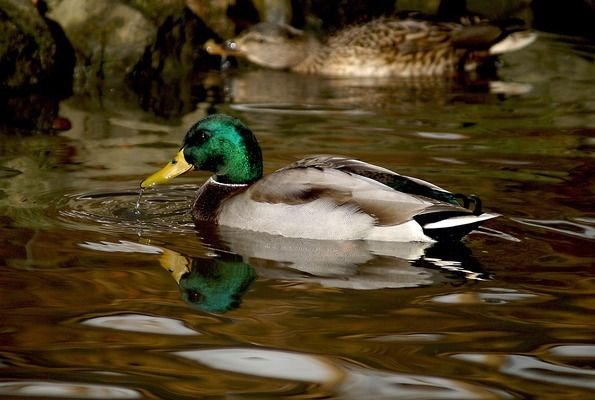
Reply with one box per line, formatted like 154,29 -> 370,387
1,34 -> 594,399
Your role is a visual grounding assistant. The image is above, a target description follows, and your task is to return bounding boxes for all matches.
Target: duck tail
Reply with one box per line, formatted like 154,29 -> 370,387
414,193 -> 500,241
488,30 -> 537,55
452,18 -> 537,55
421,213 -> 501,242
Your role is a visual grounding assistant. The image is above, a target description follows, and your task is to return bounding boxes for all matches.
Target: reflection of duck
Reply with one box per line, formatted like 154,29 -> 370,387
157,229 -> 487,312
160,249 -> 255,313
141,114 -> 498,242
79,232 -> 488,314
205,226 -> 489,290
206,16 -> 536,77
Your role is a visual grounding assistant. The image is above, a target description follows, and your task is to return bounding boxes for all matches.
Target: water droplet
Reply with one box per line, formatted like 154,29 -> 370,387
134,188 -> 144,217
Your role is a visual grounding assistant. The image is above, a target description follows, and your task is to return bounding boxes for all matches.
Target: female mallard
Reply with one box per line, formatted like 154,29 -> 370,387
141,114 -> 498,242
206,16 -> 536,77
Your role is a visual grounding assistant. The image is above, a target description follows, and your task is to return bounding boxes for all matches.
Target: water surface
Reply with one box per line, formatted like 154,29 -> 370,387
0,33 -> 594,399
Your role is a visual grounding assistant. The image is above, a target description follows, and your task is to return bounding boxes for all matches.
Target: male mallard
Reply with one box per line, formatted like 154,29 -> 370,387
205,16 -> 536,77
141,114 -> 498,242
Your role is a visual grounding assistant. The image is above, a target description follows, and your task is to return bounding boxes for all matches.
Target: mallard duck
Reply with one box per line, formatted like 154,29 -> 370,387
205,16 -> 536,77
141,114 -> 498,242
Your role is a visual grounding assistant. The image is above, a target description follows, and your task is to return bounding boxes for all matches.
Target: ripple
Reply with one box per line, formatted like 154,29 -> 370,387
414,131 -> 467,140
512,217 -> 595,239
0,165 -> 21,179
548,344 -> 595,358
0,381 -> 140,399
453,353 -> 595,390
175,348 -> 343,383
340,365 -> 513,399
81,313 -> 200,336
431,288 -> 544,305
54,186 -> 197,234
230,102 -> 372,116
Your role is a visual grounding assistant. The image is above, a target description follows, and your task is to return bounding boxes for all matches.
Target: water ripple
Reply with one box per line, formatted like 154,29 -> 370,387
0,381 -> 141,399
453,353 -> 595,390
81,313 -> 200,336
175,348 -> 343,384
53,186 -> 197,234
230,102 -> 372,116
513,217 -> 595,239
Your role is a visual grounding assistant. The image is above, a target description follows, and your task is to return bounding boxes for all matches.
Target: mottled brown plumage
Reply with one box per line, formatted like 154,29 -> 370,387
214,17 -> 536,77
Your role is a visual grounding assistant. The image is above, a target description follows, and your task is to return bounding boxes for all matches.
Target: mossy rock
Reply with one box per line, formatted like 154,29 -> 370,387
0,0 -> 72,92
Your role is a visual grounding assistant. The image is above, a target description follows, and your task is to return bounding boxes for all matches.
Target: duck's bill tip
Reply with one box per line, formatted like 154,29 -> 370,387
140,150 -> 193,188
203,39 -> 243,57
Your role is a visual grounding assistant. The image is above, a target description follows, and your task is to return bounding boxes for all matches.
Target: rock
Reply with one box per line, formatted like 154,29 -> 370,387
128,7 -> 221,118
46,0 -> 222,101
47,0 -> 158,93
0,0 -> 73,93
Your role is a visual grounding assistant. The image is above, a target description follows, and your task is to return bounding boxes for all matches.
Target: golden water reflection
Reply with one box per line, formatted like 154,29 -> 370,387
79,225 -> 492,314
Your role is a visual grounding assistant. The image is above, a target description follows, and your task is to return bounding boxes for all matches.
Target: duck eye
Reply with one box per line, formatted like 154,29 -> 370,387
225,40 -> 237,51
186,290 -> 203,304
188,130 -> 210,146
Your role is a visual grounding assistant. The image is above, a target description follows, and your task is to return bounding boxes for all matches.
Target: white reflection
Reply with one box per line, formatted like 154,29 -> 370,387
363,333 -> 444,342
175,347 -> 513,398
415,132 -> 467,140
488,81 -> 533,95
0,381 -> 140,399
82,313 -> 199,336
175,348 -> 343,384
453,354 -> 595,389
79,240 -> 162,254
210,227 -> 482,290
513,217 -> 595,239
339,365 -> 512,399
548,344 -> 595,358
473,226 -> 521,242
230,102 -> 372,116
432,288 -> 539,304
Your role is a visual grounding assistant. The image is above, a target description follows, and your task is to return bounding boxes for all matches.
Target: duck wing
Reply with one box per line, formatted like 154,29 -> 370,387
282,155 -> 460,205
252,161 -> 469,227
275,156 -> 499,241
327,19 -> 454,55
216,156 -> 498,241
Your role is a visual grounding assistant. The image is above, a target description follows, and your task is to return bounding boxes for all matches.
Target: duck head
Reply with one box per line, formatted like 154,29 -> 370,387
224,22 -> 311,69
141,114 -> 263,187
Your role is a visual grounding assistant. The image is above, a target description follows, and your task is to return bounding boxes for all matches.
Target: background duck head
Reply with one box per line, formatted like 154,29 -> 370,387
224,22 -> 314,70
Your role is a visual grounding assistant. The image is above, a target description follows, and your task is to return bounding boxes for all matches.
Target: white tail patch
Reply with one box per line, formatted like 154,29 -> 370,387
489,31 -> 537,55
423,213 -> 500,230
489,81 -> 534,95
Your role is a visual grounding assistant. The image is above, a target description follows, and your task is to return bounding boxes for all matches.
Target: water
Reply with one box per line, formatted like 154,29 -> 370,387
1,33 -> 594,399
133,189 -> 144,217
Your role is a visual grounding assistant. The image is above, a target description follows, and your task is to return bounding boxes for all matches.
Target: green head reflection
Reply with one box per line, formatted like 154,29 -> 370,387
179,259 -> 256,313
159,248 -> 256,314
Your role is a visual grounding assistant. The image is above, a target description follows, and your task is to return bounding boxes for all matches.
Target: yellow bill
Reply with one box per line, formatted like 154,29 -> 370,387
141,150 -> 193,188
159,248 -> 190,284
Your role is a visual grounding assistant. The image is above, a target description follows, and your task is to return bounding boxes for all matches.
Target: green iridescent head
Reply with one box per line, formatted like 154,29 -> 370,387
141,114 -> 263,187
